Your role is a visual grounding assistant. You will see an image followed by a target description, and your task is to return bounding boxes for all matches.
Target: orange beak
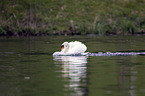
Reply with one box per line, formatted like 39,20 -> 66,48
61,45 -> 64,50
61,46 -> 64,50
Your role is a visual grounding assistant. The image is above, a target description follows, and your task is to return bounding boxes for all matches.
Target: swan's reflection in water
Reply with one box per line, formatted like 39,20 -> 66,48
53,56 -> 88,96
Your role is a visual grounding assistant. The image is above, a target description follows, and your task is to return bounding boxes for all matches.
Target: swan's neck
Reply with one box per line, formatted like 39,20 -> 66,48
61,44 -> 70,53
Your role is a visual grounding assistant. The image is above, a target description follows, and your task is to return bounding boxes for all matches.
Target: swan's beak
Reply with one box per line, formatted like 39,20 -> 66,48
61,45 -> 64,50
61,47 -> 64,50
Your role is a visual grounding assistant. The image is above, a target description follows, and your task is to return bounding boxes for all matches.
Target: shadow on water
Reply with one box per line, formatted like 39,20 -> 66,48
22,52 -> 53,55
53,56 -> 88,96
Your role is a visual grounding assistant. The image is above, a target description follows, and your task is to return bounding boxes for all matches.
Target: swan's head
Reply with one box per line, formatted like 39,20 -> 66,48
61,42 -> 69,53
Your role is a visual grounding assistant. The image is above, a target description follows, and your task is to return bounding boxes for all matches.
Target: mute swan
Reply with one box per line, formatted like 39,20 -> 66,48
53,41 -> 87,56
61,41 -> 87,53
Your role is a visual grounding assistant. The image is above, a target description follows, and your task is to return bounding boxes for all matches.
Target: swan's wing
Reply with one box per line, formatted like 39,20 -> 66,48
68,41 -> 87,53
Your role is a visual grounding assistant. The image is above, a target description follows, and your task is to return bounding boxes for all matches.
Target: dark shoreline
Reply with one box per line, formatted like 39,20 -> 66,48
0,31 -> 145,37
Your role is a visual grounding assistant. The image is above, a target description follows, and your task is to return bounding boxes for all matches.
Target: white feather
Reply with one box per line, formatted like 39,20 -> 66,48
53,41 -> 87,56
67,41 -> 87,53
61,41 -> 87,53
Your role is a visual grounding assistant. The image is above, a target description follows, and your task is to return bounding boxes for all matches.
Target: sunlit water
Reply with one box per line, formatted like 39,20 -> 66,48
0,36 -> 145,96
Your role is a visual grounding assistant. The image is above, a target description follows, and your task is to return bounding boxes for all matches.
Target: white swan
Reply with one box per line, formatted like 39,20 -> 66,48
61,41 -> 87,53
53,41 -> 87,56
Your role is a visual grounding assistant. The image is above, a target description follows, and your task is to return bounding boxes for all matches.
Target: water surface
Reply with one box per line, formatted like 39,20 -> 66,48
0,36 -> 145,96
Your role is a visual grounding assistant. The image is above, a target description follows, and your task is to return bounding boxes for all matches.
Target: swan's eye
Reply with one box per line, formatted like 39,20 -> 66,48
61,45 -> 64,50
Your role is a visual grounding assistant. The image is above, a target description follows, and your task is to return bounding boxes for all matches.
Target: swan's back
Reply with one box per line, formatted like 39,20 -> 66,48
68,41 -> 87,53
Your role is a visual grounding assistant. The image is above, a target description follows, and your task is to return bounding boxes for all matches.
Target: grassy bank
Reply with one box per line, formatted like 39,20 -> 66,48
0,0 -> 145,36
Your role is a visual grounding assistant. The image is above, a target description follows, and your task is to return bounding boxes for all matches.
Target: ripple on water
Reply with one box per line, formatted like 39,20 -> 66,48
53,52 -> 145,56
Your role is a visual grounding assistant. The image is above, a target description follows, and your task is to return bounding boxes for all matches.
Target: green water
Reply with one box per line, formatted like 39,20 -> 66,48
0,36 -> 145,96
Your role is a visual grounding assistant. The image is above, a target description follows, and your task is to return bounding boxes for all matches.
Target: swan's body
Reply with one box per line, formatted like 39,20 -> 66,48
53,41 -> 87,56
61,41 -> 87,53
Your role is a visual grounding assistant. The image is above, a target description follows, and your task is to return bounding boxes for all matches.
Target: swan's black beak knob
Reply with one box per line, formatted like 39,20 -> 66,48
61,45 -> 64,50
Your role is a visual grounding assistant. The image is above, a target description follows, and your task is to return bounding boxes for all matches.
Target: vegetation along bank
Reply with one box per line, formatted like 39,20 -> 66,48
0,0 -> 145,36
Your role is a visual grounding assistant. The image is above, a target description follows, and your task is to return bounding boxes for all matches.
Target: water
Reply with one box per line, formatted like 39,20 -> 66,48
0,36 -> 145,96
53,52 -> 145,56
